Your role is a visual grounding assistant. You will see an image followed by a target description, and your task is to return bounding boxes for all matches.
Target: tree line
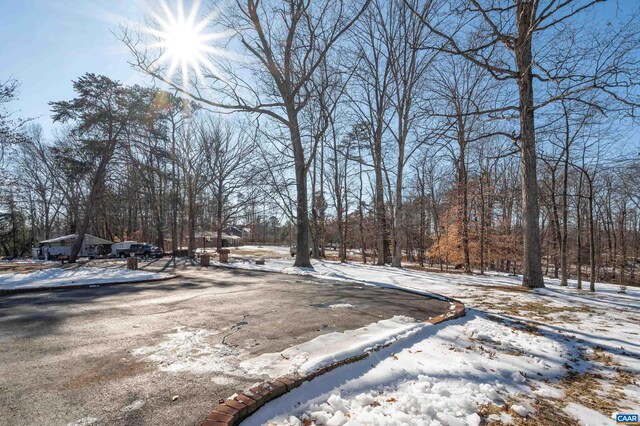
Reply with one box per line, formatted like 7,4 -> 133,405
1,0 -> 639,289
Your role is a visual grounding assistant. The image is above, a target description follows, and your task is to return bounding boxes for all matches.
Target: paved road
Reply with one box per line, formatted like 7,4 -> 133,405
0,261 -> 450,426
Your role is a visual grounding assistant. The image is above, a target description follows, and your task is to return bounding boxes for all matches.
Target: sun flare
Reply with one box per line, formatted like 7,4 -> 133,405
144,0 -> 225,86
164,20 -> 203,63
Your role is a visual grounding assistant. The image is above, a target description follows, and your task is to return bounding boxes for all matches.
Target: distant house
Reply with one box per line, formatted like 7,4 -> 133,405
221,234 -> 242,247
223,226 -> 251,240
192,230 -> 243,249
32,234 -> 112,260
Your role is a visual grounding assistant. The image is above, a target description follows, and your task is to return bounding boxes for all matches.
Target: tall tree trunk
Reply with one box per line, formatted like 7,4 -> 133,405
560,132 -> 570,286
69,143 -> 115,263
391,152 -> 404,268
374,131 -> 387,265
551,174 -> 562,279
479,170 -> 486,275
418,167 -> 426,267
358,160 -> 367,264
311,146 -> 320,259
290,114 -> 312,268
319,139 -> 326,258
187,185 -> 196,259
171,129 -> 179,257
516,0 -> 544,288
342,182 -> 348,263
576,174 -> 583,289
457,137 -> 471,273
618,206 -> 627,286
216,192 -> 223,250
588,176 -> 596,291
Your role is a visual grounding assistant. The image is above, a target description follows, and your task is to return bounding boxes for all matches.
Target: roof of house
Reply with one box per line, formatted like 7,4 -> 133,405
222,234 -> 241,240
40,234 -> 112,245
194,231 -> 217,238
193,231 -> 241,240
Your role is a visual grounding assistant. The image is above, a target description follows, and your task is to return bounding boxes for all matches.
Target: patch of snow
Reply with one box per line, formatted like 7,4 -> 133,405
510,404 -> 530,417
66,417 -> 98,426
564,403 -> 612,426
240,316 -> 424,377
0,259 -> 57,264
227,251 -> 640,426
327,303 -> 355,309
242,310 -> 574,426
211,376 -> 235,385
532,383 -> 564,399
121,400 -> 145,412
0,267 -> 171,291
133,327 -> 247,374
487,413 -> 514,424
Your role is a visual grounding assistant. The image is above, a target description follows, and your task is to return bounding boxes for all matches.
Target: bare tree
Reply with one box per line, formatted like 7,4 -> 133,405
176,116 -> 214,257
407,0 -> 640,287
343,0 -> 393,265
14,125 -> 62,241
122,0 -> 370,267
430,55 -> 496,273
200,118 -> 256,249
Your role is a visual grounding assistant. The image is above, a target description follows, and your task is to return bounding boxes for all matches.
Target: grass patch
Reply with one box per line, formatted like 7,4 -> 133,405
585,346 -> 614,365
481,301 -> 595,319
478,398 -> 578,426
477,284 -> 533,293
515,398 -> 580,426
486,315 -> 541,335
561,371 -> 623,416
615,368 -> 638,387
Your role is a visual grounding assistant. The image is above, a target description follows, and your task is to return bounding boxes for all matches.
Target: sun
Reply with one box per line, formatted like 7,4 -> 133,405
144,0 -> 226,86
163,18 -> 202,64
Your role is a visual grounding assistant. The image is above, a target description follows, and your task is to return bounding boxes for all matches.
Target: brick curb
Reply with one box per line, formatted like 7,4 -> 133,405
0,274 -> 180,295
202,294 -> 466,426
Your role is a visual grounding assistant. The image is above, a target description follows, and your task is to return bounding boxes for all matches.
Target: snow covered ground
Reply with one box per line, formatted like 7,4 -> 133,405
217,248 -> 640,425
230,245 -> 293,259
0,259 -> 57,264
240,316 -> 426,379
0,266 -> 172,291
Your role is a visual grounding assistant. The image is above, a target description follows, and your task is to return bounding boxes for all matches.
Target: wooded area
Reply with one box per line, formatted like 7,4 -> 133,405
1,0 -> 639,289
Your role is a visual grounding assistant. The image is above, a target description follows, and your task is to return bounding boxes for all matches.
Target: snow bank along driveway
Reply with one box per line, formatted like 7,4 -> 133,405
0,266 -> 172,291
217,251 -> 640,426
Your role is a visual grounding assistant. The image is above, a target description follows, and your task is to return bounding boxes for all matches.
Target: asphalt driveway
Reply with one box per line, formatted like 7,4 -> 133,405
0,261 -> 450,426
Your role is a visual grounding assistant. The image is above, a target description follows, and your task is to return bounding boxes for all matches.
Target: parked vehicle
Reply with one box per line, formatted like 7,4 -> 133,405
148,246 -> 164,258
128,243 -> 152,258
128,244 -> 164,258
112,242 -> 156,258
111,241 -> 138,258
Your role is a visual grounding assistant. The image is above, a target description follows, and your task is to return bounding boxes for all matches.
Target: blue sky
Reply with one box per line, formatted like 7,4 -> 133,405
0,0 -> 638,140
1,0 -> 154,135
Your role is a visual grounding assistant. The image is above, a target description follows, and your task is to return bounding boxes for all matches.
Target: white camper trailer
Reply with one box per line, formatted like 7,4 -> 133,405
32,234 -> 113,260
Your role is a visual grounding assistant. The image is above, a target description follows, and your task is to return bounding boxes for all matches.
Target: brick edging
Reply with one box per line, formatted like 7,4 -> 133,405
202,294 -> 466,426
0,274 -> 180,295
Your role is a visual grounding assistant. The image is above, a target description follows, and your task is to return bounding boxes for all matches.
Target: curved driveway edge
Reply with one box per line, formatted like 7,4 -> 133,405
201,295 -> 466,426
0,274 -> 180,295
